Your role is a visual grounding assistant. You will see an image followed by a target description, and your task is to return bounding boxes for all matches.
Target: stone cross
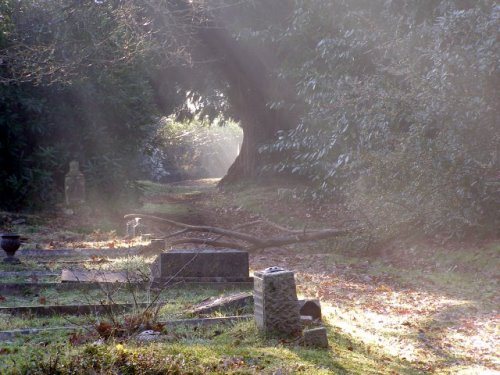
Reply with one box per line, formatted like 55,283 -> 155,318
64,160 -> 85,206
254,267 -> 302,337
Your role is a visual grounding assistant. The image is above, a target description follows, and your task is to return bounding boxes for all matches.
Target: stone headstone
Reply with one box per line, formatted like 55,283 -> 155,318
303,327 -> 329,348
253,268 -> 302,336
64,161 -> 85,206
126,218 -> 147,238
298,299 -> 322,320
152,249 -> 252,282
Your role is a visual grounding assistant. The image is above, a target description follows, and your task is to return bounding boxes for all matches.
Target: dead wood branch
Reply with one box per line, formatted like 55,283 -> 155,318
170,238 -> 245,249
124,214 -> 265,246
124,213 -> 361,251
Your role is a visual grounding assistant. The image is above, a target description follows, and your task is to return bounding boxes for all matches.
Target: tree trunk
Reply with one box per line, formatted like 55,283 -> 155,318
193,22 -> 298,185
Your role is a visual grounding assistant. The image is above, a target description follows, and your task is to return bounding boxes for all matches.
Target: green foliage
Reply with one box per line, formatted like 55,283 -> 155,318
0,1 -> 159,211
143,118 -> 242,181
261,0 -> 500,237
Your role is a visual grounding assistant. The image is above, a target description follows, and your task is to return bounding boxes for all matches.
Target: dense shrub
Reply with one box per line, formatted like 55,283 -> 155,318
0,1 -> 158,211
261,0 -> 500,237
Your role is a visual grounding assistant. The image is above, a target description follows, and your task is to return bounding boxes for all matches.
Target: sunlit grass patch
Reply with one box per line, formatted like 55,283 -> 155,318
0,319 -> 415,374
138,179 -> 216,196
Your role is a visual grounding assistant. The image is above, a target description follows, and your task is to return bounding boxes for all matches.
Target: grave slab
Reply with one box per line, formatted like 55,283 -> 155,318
0,302 -> 160,316
17,248 -> 140,257
0,271 -> 60,278
61,269 -> 143,283
152,249 -> 252,282
190,292 -> 253,315
0,281 -> 252,294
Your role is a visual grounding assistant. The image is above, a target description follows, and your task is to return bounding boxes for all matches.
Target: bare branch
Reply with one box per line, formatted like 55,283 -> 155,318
124,213 -> 361,251
124,213 -> 265,246
170,238 -> 245,249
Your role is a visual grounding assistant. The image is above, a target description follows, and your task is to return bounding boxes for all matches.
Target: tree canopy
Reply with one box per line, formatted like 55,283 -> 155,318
1,0 -> 498,236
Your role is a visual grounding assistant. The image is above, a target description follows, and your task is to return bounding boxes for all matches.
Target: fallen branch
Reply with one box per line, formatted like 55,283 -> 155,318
124,214 -> 265,246
124,213 -> 361,251
170,238 -> 245,249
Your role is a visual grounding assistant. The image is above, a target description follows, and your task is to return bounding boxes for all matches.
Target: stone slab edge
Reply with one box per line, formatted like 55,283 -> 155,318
0,281 -> 253,293
0,302 -> 165,316
16,248 -> 141,257
0,315 -> 253,341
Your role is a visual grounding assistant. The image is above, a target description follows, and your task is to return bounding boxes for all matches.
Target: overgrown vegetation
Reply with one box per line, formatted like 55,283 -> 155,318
1,0 -> 498,239
258,0 -> 500,238
0,1 -> 161,210
0,180 -> 497,373
1,320 -> 416,374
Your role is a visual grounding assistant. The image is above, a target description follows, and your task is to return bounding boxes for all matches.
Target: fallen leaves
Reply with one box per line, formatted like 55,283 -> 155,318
375,285 -> 392,293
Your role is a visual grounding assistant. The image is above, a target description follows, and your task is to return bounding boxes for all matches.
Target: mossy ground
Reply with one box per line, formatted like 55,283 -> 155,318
0,321 -> 420,374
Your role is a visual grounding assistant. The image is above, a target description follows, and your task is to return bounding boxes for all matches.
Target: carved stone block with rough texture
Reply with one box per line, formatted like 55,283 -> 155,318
253,269 -> 301,336
303,327 -> 329,348
298,299 -> 322,320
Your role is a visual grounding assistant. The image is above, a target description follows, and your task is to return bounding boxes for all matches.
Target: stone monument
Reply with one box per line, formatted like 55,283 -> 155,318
254,267 -> 302,337
64,161 -> 85,206
152,249 -> 252,282
126,217 -> 147,238
303,327 -> 329,348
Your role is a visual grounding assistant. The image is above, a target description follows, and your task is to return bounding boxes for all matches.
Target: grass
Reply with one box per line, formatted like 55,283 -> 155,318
0,285 -> 243,313
0,179 -> 497,374
0,255 -> 155,274
0,320 -> 421,374
138,179 -> 215,196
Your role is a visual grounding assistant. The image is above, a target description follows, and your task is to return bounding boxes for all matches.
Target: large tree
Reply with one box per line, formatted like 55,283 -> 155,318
1,0 -> 301,185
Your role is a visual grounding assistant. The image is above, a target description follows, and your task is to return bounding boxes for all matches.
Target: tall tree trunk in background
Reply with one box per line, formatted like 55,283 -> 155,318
195,22 -> 298,185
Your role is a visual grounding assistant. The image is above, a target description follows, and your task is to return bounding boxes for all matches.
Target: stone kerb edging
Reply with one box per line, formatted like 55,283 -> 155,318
0,271 -> 60,278
0,302 -> 165,316
0,315 -> 253,341
16,247 -> 141,257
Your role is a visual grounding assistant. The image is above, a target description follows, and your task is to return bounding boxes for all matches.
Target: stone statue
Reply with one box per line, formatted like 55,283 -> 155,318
64,160 -> 86,206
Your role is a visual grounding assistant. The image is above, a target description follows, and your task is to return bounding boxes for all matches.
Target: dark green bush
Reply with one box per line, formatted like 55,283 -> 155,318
261,0 -> 499,237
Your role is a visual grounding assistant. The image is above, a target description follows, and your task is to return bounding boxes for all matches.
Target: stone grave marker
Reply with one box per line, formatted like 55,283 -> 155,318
152,249 -> 252,282
61,269 -> 143,283
298,299 -> 322,320
253,267 -> 302,336
303,327 -> 329,348
64,160 -> 85,206
126,217 -> 147,238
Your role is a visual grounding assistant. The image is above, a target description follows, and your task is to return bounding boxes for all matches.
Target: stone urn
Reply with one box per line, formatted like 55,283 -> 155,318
1,234 -> 22,264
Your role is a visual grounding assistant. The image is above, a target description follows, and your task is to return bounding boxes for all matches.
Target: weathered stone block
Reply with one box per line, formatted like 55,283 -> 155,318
303,327 -> 329,348
190,292 -> 253,315
126,218 -> 147,238
254,269 -> 301,336
153,249 -> 251,282
298,299 -> 322,320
